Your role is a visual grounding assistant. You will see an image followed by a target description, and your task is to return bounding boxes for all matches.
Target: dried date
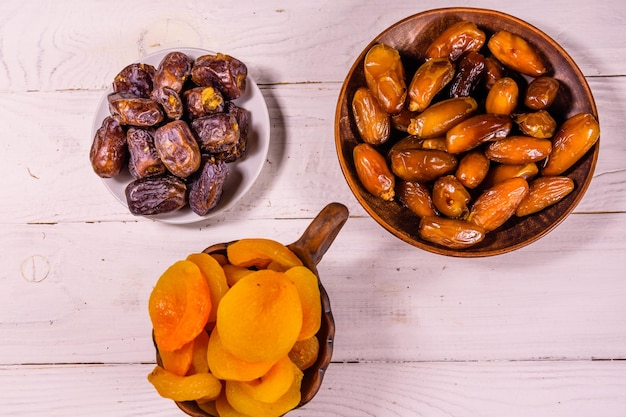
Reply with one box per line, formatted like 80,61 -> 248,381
190,113 -> 240,154
90,116 -> 128,178
126,127 -> 166,179
154,120 -> 201,178
192,53 -> 248,100
107,92 -> 164,127
188,156 -> 229,216
112,63 -> 156,98
125,175 -> 187,215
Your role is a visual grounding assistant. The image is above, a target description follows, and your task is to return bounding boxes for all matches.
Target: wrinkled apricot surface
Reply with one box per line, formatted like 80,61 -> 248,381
207,328 -> 276,382
284,266 -> 322,340
217,269 -> 303,363
288,335 -> 320,371
237,356 -> 299,403
187,253 -> 229,323
147,365 -> 222,402
227,238 -> 303,270
215,393 -> 250,417
225,365 -> 303,417
188,330 -> 210,375
159,339 -> 194,376
222,263 -> 254,287
149,260 -> 212,352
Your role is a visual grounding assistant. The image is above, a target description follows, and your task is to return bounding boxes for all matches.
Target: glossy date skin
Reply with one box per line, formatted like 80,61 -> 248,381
113,63 -> 156,98
188,157 -> 229,216
90,116 -> 128,178
364,43 -> 407,115
449,51 -> 485,98
216,102 -> 250,162
190,113 -> 240,154
107,92 -> 164,127
126,127 -> 166,179
183,86 -> 225,119
192,53 -> 248,100
125,175 -> 187,215
154,120 -> 201,178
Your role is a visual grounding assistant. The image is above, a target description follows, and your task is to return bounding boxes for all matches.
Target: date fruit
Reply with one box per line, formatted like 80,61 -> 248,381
432,175 -> 471,218
107,92 -> 164,127
485,136 -> 552,164
542,113 -> 600,176
113,63 -> 156,98
419,216 -> 486,249
152,51 -> 192,94
126,127 -> 166,179
191,113 -> 240,154
449,51 -> 485,98
524,76 -> 559,110
352,87 -> 391,145
90,116 -> 128,178
353,143 -> 395,201
396,180 -> 438,218
516,176 -> 575,217
407,58 -> 455,112
455,150 -> 490,189
364,43 -> 407,115
407,97 -> 477,139
192,53 -> 247,100
446,113 -> 512,154
482,162 -> 538,189
468,177 -> 529,232
188,157 -> 229,216
487,30 -> 548,76
426,20 -> 486,62
485,77 -> 519,115
515,110 -> 557,139
125,175 -> 187,215
154,120 -> 201,178
389,148 -> 458,183
183,86 -> 225,119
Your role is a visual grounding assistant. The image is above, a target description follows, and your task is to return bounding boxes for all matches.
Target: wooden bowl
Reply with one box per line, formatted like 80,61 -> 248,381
335,7 -> 599,257
154,202 -> 349,416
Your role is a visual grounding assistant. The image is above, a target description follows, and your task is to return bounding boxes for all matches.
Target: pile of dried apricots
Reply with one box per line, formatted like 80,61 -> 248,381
147,238 -> 321,417
351,20 -> 600,249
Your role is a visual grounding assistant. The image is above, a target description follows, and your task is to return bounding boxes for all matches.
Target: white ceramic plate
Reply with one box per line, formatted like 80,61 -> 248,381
91,47 -> 270,224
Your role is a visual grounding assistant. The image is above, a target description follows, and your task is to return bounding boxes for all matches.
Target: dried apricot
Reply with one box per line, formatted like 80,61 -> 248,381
159,339 -> 194,376
227,238 -> 303,270
222,263 -> 255,287
288,336 -> 320,371
215,393 -> 250,417
147,365 -> 221,402
149,260 -> 212,352
207,328 -> 276,382
216,270 -> 303,363
188,330 -> 210,375
284,266 -> 322,341
235,356 -> 300,403
187,252 -> 229,323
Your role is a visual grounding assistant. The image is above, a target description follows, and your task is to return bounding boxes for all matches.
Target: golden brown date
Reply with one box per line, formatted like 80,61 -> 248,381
485,136 -> 552,164
90,116 -> 128,178
418,216 -> 486,249
449,51 -> 485,98
432,175 -> 471,218
484,56 -> 506,90
191,53 -> 247,100
125,175 -> 187,215
152,86 -> 183,120
482,162 -> 538,189
407,97 -> 477,139
455,150 -> 490,189
154,120 -> 201,178
391,107 -> 419,133
421,137 -> 447,151
126,127 -> 166,179
425,20 -> 487,62
389,148 -> 458,183
188,156 -> 229,216
388,135 -> 423,155
407,58 -> 455,112
396,180 -> 438,218
524,76 -> 559,110
152,51 -> 192,94
183,86 -> 225,119
113,63 -> 156,98
353,143 -> 395,201
485,77 -> 519,115
352,87 -> 390,145
487,31 -> 548,76
515,110 -> 557,139
190,113 -> 240,154
445,113 -> 512,154
542,112 -> 600,176
107,92 -> 164,127
468,177 -> 529,232
515,176 -> 575,217
364,43 -> 407,115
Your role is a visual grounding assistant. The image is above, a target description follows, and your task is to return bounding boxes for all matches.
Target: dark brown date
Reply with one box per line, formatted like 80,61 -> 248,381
183,86 -> 225,119
152,86 -> 184,120
152,51 -> 192,94
126,127 -> 166,179
215,102 -> 250,162
190,113 -> 240,154
483,56 -> 506,90
107,92 -> 164,127
188,156 -> 229,216
154,120 -> 201,178
449,51 -> 485,98
112,63 -> 156,98
191,53 -> 247,100
90,116 -> 128,178
125,175 -> 187,215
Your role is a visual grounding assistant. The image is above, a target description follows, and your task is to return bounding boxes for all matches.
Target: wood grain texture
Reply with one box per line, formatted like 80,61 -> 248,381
1,0 -> 625,416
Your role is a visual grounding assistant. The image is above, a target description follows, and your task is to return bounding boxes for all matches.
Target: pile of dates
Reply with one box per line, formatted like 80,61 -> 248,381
90,51 -> 251,216
351,20 -> 600,249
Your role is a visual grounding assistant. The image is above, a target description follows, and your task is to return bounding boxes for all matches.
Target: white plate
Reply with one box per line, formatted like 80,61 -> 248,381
91,47 -> 270,224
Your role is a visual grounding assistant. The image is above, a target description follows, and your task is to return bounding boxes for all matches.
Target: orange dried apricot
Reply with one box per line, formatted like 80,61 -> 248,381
196,399 -> 219,416
222,263 -> 254,287
159,339 -> 194,376
187,252 -> 229,323
147,365 -> 221,402
215,393 -> 251,417
207,328 -> 276,382
149,260 -> 212,352
284,266 -> 322,341
225,364 -> 303,417
288,336 -> 320,371
226,238 -> 303,270
235,356 -> 300,404
188,330 -> 210,375
216,269 -> 303,363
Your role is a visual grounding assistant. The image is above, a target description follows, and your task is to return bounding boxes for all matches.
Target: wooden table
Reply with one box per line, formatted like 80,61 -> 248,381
2,1 -> 625,415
